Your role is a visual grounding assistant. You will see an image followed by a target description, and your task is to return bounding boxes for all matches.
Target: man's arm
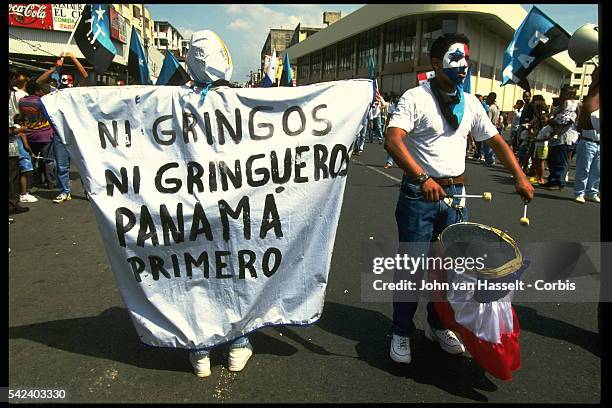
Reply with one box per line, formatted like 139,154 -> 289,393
384,127 -> 447,202
36,59 -> 63,84
61,52 -> 89,85
485,134 -> 534,202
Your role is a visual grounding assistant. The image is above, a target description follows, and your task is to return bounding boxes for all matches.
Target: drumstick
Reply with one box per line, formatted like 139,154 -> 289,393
448,192 -> 492,202
520,203 -> 530,226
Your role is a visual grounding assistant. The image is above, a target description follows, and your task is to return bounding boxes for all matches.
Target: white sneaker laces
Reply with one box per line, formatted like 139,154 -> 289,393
398,337 -> 408,350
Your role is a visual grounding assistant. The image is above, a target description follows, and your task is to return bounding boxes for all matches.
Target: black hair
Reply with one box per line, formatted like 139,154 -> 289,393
26,79 -> 44,95
430,33 -> 470,60
487,92 -> 497,100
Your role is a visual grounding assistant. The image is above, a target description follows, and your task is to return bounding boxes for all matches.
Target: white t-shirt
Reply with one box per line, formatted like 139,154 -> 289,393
369,102 -> 381,119
511,108 -> 522,130
387,82 -> 499,178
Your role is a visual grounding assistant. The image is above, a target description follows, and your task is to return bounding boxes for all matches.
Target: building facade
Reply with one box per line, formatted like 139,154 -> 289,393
285,4 -> 575,111
260,29 -> 294,74
564,58 -> 598,99
8,3 -> 161,83
153,20 -> 186,58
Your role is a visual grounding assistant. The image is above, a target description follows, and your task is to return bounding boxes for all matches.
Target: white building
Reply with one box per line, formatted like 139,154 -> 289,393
153,21 -> 185,58
285,4 -> 576,111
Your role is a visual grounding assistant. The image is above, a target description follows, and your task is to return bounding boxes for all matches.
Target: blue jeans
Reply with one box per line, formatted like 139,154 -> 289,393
392,177 -> 468,337
191,336 -> 250,358
368,116 -> 384,142
573,139 -> 600,197
53,134 -> 71,195
356,123 -> 367,152
482,141 -> 496,165
546,144 -> 569,187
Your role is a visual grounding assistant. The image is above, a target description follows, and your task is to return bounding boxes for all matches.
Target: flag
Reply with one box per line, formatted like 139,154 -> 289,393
417,70 -> 435,86
261,49 -> 277,87
368,56 -> 377,101
280,51 -> 293,87
463,65 -> 472,94
502,6 -> 570,90
128,26 -> 152,85
74,4 -> 117,73
156,50 -> 190,86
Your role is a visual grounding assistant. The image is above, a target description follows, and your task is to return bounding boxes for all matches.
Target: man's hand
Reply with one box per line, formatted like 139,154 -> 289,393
61,51 -> 74,59
421,178 -> 446,202
515,176 -> 535,203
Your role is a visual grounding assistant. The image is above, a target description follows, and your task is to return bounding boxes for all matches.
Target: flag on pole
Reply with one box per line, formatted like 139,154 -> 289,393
368,56 -> 377,101
501,6 -> 570,90
261,49 -> 277,87
280,51 -> 293,87
128,26 -> 152,85
74,4 -> 117,73
156,50 -> 190,86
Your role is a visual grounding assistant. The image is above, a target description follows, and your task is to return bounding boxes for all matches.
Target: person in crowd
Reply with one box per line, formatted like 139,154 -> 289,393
10,71 -> 38,204
531,100 -> 551,185
510,100 -> 524,152
18,80 -> 55,194
483,92 -> 500,166
184,29 -> 253,378
542,87 -> 580,191
384,95 -> 399,168
367,97 -> 385,144
37,52 -> 89,203
9,68 -> 30,215
574,66 -> 600,203
471,94 -> 486,160
354,113 -> 368,156
384,33 -> 533,365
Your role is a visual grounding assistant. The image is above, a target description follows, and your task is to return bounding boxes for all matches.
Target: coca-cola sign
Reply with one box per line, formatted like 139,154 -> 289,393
9,4 -> 54,30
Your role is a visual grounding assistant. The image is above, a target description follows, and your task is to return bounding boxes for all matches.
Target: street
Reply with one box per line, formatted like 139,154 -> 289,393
8,143 -> 600,403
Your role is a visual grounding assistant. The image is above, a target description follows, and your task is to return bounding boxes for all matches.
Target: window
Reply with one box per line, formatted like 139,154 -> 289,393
420,15 -> 457,58
480,63 -> 493,79
323,46 -> 336,75
574,73 -> 582,80
337,38 -> 354,72
357,28 -> 380,68
298,57 -> 310,84
133,5 -> 141,19
384,17 -> 416,64
310,52 -> 321,80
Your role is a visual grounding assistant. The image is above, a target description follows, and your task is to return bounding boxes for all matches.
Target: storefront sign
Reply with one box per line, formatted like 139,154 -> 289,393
110,6 -> 128,43
51,4 -> 85,32
8,4 -> 54,30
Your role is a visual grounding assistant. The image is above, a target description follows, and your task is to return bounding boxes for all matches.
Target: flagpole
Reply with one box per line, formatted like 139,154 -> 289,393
61,5 -> 85,62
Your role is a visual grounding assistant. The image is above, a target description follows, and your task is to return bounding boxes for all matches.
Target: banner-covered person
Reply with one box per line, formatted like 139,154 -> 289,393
41,30 -> 373,378
384,33 -> 534,364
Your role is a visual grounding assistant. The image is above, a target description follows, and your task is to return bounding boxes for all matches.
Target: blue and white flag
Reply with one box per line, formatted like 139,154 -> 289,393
156,50 -> 190,86
502,6 -> 570,91
74,4 -> 117,73
280,51 -> 293,87
128,26 -> 152,85
368,56 -> 377,101
261,49 -> 277,87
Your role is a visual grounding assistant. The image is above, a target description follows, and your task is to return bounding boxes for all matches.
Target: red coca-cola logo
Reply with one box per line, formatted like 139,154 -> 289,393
9,4 -> 51,28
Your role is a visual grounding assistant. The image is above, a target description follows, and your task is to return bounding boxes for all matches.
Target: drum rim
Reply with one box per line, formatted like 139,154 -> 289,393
439,222 -> 523,278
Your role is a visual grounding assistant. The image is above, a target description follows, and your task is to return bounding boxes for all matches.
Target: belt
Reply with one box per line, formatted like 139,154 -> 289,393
433,175 -> 465,186
403,173 -> 465,186
579,136 -> 600,145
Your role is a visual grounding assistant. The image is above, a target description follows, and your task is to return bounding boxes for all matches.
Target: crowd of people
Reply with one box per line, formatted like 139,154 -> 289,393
9,51 -> 89,220
354,71 -> 600,204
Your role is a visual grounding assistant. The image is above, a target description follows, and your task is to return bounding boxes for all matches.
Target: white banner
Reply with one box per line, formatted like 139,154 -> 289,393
42,80 -> 372,349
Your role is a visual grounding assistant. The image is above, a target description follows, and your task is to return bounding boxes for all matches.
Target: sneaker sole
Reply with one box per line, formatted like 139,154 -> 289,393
195,370 -> 211,378
389,351 -> 411,364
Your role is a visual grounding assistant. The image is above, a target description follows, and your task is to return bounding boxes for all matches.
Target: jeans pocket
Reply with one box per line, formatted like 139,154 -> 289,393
400,178 -> 423,200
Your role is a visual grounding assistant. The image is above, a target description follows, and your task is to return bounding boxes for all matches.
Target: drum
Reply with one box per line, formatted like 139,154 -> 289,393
439,222 -> 526,302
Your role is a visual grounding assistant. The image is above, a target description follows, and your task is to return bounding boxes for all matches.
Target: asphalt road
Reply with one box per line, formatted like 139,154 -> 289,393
8,143 -> 601,403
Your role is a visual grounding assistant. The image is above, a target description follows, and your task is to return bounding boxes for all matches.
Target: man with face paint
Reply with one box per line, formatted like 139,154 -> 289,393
384,33 -> 534,363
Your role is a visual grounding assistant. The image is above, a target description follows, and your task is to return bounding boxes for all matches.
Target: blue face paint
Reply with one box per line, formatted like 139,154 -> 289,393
443,67 -> 468,85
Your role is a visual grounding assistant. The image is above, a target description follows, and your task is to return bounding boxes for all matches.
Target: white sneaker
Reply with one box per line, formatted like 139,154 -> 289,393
53,193 -> 72,203
228,343 -> 253,372
575,195 -> 586,204
585,195 -> 600,203
425,325 -> 465,355
19,193 -> 38,203
189,352 -> 211,377
389,334 -> 411,363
